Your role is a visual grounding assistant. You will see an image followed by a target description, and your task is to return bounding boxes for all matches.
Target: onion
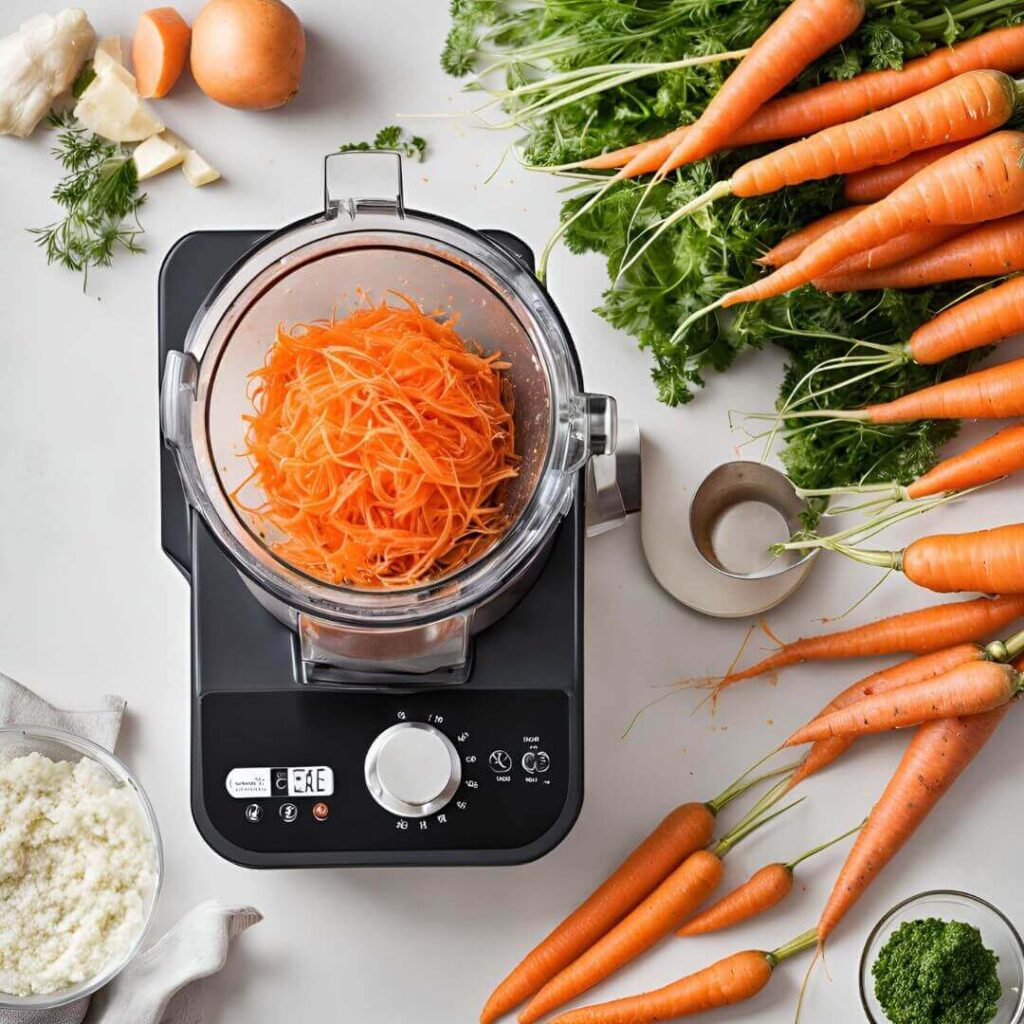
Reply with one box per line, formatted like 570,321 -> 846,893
191,0 -> 305,110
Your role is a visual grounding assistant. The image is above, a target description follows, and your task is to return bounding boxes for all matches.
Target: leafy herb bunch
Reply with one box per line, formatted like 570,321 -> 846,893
31,111 -> 146,290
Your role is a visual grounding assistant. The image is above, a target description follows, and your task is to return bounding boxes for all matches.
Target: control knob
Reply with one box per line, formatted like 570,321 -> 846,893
364,722 -> 462,818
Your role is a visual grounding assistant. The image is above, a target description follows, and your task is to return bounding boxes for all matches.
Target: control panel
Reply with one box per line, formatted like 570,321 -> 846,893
197,687 -> 575,861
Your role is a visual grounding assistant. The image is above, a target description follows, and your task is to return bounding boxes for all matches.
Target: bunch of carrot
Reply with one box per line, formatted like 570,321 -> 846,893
557,4 -> 1024,509
479,595 -> 1023,1023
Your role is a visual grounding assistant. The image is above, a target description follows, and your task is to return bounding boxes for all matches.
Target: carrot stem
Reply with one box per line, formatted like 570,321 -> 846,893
714,797 -> 805,859
784,820 -> 864,872
706,756 -> 802,814
768,927 -> 820,966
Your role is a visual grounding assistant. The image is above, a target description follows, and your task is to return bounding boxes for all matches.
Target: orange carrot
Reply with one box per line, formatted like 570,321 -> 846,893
819,523 -> 1024,594
654,0 -> 866,175
725,24 -> 1024,148
818,705 -> 1008,942
133,7 -> 191,98
708,595 -> 1024,693
479,764 -> 785,1024
548,930 -> 820,1024
901,524 -> 1024,594
239,299 -> 517,589
818,213 -> 1024,292
843,142 -> 969,202
621,91 -> 1024,285
783,357 -> 1024,425
577,142 -> 649,172
788,660 -> 1022,743
676,823 -> 859,937
909,276 -> 1024,365
757,208 -> 864,268
794,425 -> 1024,507
905,424 -> 1024,499
717,131 -> 1024,309
788,643 -> 988,788
584,26 -> 1024,176
517,783 -> 800,1024
518,851 -> 724,1024
820,224 -> 968,278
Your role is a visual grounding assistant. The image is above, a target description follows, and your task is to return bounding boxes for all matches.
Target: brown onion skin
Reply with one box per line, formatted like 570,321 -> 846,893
191,0 -> 306,110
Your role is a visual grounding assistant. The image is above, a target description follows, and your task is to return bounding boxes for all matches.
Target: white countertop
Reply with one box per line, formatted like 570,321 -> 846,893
1,3 -> 1020,1021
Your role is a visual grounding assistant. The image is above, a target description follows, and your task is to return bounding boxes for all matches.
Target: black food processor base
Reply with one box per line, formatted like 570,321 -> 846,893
159,230 -> 584,867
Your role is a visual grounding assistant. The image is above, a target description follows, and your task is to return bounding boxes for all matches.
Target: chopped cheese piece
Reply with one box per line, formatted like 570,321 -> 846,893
73,65 -> 162,142
182,148 -> 221,187
133,130 -> 187,180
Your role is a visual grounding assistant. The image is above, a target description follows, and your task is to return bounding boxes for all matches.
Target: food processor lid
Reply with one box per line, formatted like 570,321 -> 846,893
161,151 -> 617,629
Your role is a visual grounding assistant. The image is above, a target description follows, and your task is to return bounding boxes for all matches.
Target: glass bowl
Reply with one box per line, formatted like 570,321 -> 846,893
860,890 -> 1024,1024
0,726 -> 163,1011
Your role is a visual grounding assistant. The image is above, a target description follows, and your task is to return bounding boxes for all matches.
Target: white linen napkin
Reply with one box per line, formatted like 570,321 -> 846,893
0,675 -> 262,1024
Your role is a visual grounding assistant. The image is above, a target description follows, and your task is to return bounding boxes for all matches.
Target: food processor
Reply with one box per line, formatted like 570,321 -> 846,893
159,152 -> 640,867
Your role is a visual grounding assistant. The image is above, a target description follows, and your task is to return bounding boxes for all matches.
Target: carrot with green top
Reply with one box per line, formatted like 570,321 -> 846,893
794,424 -> 1024,508
618,77 -> 1024,284
574,26 -> 1024,175
547,929 -> 820,1024
517,781 -> 802,1024
676,823 -> 860,937
479,761 -> 791,1024
780,523 -> 1024,595
690,131 -> 1024,319
652,0 -> 866,176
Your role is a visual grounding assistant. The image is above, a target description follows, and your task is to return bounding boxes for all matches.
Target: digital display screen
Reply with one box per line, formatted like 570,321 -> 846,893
286,766 -> 333,797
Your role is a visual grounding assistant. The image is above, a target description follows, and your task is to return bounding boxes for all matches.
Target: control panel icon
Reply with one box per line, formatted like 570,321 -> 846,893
488,750 -> 512,773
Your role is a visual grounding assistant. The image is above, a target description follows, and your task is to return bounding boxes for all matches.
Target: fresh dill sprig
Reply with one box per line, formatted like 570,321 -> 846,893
29,111 -> 146,290
339,125 -> 428,162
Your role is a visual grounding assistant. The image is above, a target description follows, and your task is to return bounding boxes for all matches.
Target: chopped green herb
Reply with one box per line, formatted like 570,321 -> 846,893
29,111 -> 146,291
873,917 -> 1001,1024
339,125 -> 427,162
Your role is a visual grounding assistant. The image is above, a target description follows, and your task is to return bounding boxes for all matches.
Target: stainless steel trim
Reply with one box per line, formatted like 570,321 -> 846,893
363,722 -> 462,819
587,419 -> 641,537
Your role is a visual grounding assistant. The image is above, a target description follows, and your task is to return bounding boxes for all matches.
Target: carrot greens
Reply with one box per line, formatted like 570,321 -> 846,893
442,0 -> 1024,490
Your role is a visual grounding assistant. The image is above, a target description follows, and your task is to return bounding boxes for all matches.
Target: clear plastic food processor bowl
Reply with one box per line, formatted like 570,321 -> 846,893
161,152 -> 616,674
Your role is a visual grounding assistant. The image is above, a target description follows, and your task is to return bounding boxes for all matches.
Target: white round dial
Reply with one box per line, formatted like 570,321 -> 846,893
364,722 -> 461,818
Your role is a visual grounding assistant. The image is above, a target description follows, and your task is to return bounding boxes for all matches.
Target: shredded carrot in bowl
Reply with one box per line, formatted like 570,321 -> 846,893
234,298 -> 519,589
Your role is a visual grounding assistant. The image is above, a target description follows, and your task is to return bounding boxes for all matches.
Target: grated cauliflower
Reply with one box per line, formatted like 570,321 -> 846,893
0,751 -> 157,997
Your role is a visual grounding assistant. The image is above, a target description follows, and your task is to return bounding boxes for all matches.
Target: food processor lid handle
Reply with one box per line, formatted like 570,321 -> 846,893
323,150 -> 406,221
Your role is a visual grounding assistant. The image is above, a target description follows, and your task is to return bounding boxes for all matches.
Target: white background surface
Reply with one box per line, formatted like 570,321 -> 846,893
1,3 -> 1021,1021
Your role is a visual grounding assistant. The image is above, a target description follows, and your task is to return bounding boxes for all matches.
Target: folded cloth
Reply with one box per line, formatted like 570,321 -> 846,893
86,902 -> 263,1024
0,673 -> 125,751
0,675 -> 261,1024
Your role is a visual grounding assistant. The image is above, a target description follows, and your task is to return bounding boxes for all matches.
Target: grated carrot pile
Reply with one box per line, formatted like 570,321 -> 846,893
236,298 -> 518,589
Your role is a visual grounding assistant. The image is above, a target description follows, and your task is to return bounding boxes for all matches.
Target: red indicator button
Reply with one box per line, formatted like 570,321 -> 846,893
312,802 -> 329,821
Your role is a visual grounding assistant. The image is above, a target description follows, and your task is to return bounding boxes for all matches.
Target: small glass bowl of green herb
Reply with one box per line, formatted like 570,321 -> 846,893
860,891 -> 1024,1024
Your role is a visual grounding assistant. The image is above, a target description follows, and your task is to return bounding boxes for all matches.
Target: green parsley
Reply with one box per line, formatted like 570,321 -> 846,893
873,917 -> 1001,1024
29,111 -> 146,290
339,125 -> 427,162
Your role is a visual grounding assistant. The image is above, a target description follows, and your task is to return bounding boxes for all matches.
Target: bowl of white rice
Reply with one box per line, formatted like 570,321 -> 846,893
0,726 -> 162,1010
